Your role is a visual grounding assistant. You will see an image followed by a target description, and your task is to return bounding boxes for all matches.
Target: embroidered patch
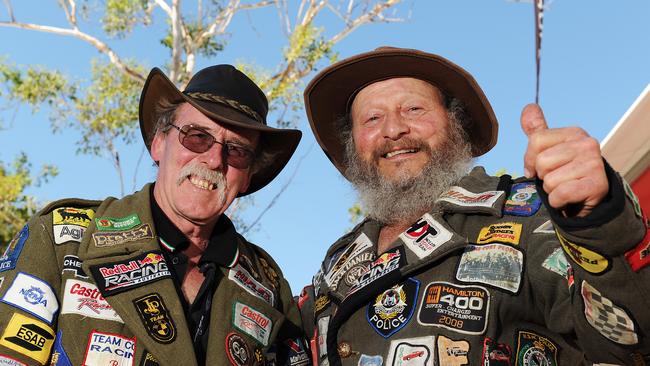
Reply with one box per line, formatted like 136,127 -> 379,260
53,225 -> 86,245
622,178 -> 643,218
477,222 -> 522,245
367,278 -> 419,338
504,183 -> 541,216
386,335 -> 434,366
515,331 -> 557,366
285,338 -> 310,366
456,244 -> 523,293
90,251 -> 172,296
229,264 -> 274,306
0,313 -> 55,364
358,355 -> 383,366
556,231 -> 609,274
61,279 -> 122,322
314,295 -> 331,317
325,234 -> 374,292
52,207 -> 94,245
581,281 -> 638,345
400,214 -> 453,259
0,225 -> 28,272
533,220 -> 554,234
312,268 -> 324,297
348,246 -> 406,296
624,224 -> 650,272
92,223 -> 154,247
232,302 -> 272,346
258,257 -> 279,289
226,332 -> 252,366
83,330 -> 136,366
418,282 -> 489,335
139,351 -> 160,366
61,255 -> 88,278
542,248 -> 571,279
317,316 -> 329,357
95,213 -> 142,231
437,335 -> 469,366
0,355 -> 27,366
133,293 -> 176,344
1,272 -> 59,324
50,330 -> 72,366
438,187 -> 504,208
482,337 -> 512,366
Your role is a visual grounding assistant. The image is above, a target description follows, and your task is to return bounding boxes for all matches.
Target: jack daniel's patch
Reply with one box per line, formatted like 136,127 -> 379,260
366,278 -> 419,338
90,251 -> 171,296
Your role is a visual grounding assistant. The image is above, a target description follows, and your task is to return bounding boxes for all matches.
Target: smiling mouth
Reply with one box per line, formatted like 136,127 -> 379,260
189,175 -> 217,190
382,148 -> 419,159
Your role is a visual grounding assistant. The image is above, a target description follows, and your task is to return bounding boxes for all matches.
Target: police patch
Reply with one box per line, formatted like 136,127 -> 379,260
134,293 -> 176,344
90,251 -> 172,296
0,225 -> 28,273
400,214 -> 453,259
95,213 -> 141,231
0,313 -> 55,365
581,281 -> 638,345
504,183 -> 541,216
515,331 -> 557,366
556,231 -> 609,274
348,246 -> 406,296
226,332 -> 252,366
61,279 -> 122,322
232,302 -> 272,346
385,335 -> 434,366
83,330 -> 136,366
456,243 -> 523,293
229,264 -> 274,306
417,282 -> 490,335
437,335 -> 469,366
367,278 -> 419,338
477,222 -> 522,245
482,337 -> 512,366
50,330 -> 72,366
92,223 -> 154,247
1,272 -> 59,324
438,187 -> 504,208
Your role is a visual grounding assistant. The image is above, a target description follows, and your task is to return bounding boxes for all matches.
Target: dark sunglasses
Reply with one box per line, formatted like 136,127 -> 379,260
169,124 -> 255,169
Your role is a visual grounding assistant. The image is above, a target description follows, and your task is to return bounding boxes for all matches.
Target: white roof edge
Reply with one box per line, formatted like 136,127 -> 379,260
601,83 -> 650,147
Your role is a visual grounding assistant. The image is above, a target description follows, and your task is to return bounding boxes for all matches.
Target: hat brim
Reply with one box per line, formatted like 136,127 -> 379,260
304,47 -> 498,179
139,68 -> 302,196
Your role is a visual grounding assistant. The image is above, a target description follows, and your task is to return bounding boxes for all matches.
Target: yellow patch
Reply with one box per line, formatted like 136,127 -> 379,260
52,207 -> 95,227
314,295 -> 331,314
0,313 -> 55,365
556,231 -> 609,274
477,222 -> 522,245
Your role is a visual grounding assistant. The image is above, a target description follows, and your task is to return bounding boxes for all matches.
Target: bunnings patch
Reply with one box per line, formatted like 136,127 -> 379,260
134,293 -> 176,344
366,278 -> 419,338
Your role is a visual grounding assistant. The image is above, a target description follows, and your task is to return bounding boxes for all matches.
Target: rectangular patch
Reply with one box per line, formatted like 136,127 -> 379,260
400,214 -> 453,259
0,313 -> 55,365
0,355 -> 27,366
437,335 -> 470,366
229,264 -> 274,306
417,282 -> 489,335
61,279 -> 123,322
89,251 -> 171,296
232,302 -> 272,346
82,330 -> 136,366
625,225 -> 650,272
438,187 -> 503,208
348,246 -> 406,295
456,244 -> 523,293
386,335 -> 435,366
53,224 -> 87,245
61,255 -> 88,278
515,331 -> 557,366
476,222 -> 522,245
0,225 -> 29,273
317,316 -> 329,357
95,214 -> 142,231
52,207 -> 94,227
92,223 -> 154,247
1,272 -> 59,324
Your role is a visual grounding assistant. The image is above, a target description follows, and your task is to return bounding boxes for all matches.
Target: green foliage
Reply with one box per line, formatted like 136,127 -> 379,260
160,22 -> 226,58
348,203 -> 365,226
102,0 -> 151,38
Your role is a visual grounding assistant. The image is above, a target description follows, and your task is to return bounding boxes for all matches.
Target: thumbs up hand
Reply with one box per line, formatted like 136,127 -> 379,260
521,104 -> 608,218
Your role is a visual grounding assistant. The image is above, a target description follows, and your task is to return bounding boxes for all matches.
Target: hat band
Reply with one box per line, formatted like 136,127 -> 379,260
184,92 -> 263,123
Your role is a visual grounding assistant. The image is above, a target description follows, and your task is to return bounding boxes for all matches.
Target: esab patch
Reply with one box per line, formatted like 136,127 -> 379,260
95,213 -> 141,231
83,330 -> 136,366
477,222 -> 522,245
0,313 -> 55,365
515,331 -> 557,366
348,246 -> 406,296
0,225 -> 29,273
556,231 -> 609,274
226,332 -> 252,366
456,244 -> 523,293
400,214 -> 453,259
417,282 -> 489,335
134,293 -> 176,344
232,302 -> 272,346
437,335 -> 469,366
90,251 -> 172,296
52,207 -> 94,245
503,183 -> 541,217
92,223 -> 154,247
366,278 -> 419,338
385,335 -> 434,366
482,337 -> 512,366
51,330 -> 72,366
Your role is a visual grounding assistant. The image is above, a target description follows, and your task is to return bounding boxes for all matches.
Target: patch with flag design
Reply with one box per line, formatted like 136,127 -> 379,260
581,281 -> 637,345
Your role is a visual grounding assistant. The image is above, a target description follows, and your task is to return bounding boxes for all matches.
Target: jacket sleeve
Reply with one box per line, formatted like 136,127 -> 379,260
533,160 -> 650,363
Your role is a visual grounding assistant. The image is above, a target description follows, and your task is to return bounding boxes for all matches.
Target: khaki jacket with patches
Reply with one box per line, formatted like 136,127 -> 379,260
301,165 -> 650,365
0,184 -> 305,366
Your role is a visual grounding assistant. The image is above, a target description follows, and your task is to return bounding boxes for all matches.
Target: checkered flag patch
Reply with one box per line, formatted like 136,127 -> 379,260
581,281 -> 638,345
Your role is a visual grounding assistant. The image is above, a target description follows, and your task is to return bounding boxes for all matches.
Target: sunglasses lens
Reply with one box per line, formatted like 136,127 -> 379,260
180,127 -> 213,153
176,125 -> 254,169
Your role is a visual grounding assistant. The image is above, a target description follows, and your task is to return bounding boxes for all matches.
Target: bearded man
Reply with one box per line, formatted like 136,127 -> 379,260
298,47 -> 650,365
0,65 -> 309,365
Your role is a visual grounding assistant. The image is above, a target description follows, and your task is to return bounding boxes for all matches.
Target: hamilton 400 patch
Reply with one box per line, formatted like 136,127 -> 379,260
366,278 -> 419,338
417,282 -> 490,335
133,293 -> 176,344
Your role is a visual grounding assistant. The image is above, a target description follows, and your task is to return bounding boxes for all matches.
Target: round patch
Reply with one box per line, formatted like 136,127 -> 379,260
337,342 -> 352,358
226,333 -> 252,366
344,263 -> 368,287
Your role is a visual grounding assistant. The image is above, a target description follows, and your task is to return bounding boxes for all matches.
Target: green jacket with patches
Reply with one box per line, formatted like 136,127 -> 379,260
0,184 -> 305,366
300,165 -> 650,365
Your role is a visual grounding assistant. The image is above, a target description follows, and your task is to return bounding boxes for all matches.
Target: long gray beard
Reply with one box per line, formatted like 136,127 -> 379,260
344,122 -> 473,225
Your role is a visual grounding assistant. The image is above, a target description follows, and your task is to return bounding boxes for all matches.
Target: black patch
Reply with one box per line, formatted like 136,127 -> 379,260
417,282 -> 489,335
226,332 -> 252,366
133,293 -> 176,344
90,251 -> 172,296
366,277 -> 419,338
347,246 -> 406,296
482,337 -> 512,366
62,255 -> 88,278
139,350 -> 160,366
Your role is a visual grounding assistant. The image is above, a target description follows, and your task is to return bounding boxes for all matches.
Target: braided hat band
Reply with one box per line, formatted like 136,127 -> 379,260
185,92 -> 263,124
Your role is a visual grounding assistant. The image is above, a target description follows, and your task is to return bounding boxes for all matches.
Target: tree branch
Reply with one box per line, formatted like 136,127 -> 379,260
2,0 -> 14,22
330,0 -> 403,44
237,0 -> 275,11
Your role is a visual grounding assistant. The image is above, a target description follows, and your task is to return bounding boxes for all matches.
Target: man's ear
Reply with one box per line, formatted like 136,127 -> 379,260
150,132 -> 165,163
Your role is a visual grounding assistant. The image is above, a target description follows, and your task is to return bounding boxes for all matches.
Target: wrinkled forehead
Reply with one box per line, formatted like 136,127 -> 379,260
349,77 -> 446,112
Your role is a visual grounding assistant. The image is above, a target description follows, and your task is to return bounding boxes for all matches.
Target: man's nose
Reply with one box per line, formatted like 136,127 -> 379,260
200,142 -> 227,170
381,111 -> 410,140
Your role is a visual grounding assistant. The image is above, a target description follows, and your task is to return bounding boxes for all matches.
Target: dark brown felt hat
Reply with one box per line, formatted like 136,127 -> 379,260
304,46 -> 498,178
139,65 -> 301,196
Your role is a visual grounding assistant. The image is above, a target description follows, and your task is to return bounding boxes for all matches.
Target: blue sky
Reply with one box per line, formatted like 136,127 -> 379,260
1,0 -> 648,292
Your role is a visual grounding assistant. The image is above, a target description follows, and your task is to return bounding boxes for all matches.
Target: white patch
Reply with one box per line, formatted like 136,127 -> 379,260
400,214 -> 453,259
53,224 -> 86,244
533,220 -> 555,234
318,316 -> 330,358
386,336 -> 435,366
0,355 -> 27,366
324,233 -> 373,288
437,187 -> 503,208
232,302 -> 272,346
1,272 -> 59,324
581,281 -> 638,345
61,279 -> 123,322
228,264 -> 274,306
83,331 -> 135,366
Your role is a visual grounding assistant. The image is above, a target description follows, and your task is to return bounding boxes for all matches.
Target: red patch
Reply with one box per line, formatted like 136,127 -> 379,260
625,222 -> 650,272
298,286 -> 311,310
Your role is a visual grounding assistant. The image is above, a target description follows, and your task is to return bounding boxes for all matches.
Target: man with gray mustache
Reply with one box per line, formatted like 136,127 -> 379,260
0,66 -> 308,365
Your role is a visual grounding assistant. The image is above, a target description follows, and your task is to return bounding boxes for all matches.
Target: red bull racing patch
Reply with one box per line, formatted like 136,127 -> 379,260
503,183 -> 541,217
133,293 -> 176,344
456,243 -> 523,293
232,302 -> 272,346
417,282 -> 490,335
366,278 -> 419,338
1,225 -> 28,273
437,335 -> 470,366
82,330 -> 136,366
385,335 -> 434,366
90,251 -> 171,296
92,223 -> 154,247
515,330 -> 557,366
347,246 -> 406,296
400,214 -> 453,259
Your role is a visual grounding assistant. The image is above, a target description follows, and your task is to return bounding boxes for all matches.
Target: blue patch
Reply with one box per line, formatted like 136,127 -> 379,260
504,183 -> 541,216
358,354 -> 383,366
51,330 -> 73,366
366,277 -> 419,338
0,225 -> 29,272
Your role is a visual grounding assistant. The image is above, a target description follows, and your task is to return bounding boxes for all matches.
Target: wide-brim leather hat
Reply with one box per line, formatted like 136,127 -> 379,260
139,65 -> 301,196
304,46 -> 498,178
